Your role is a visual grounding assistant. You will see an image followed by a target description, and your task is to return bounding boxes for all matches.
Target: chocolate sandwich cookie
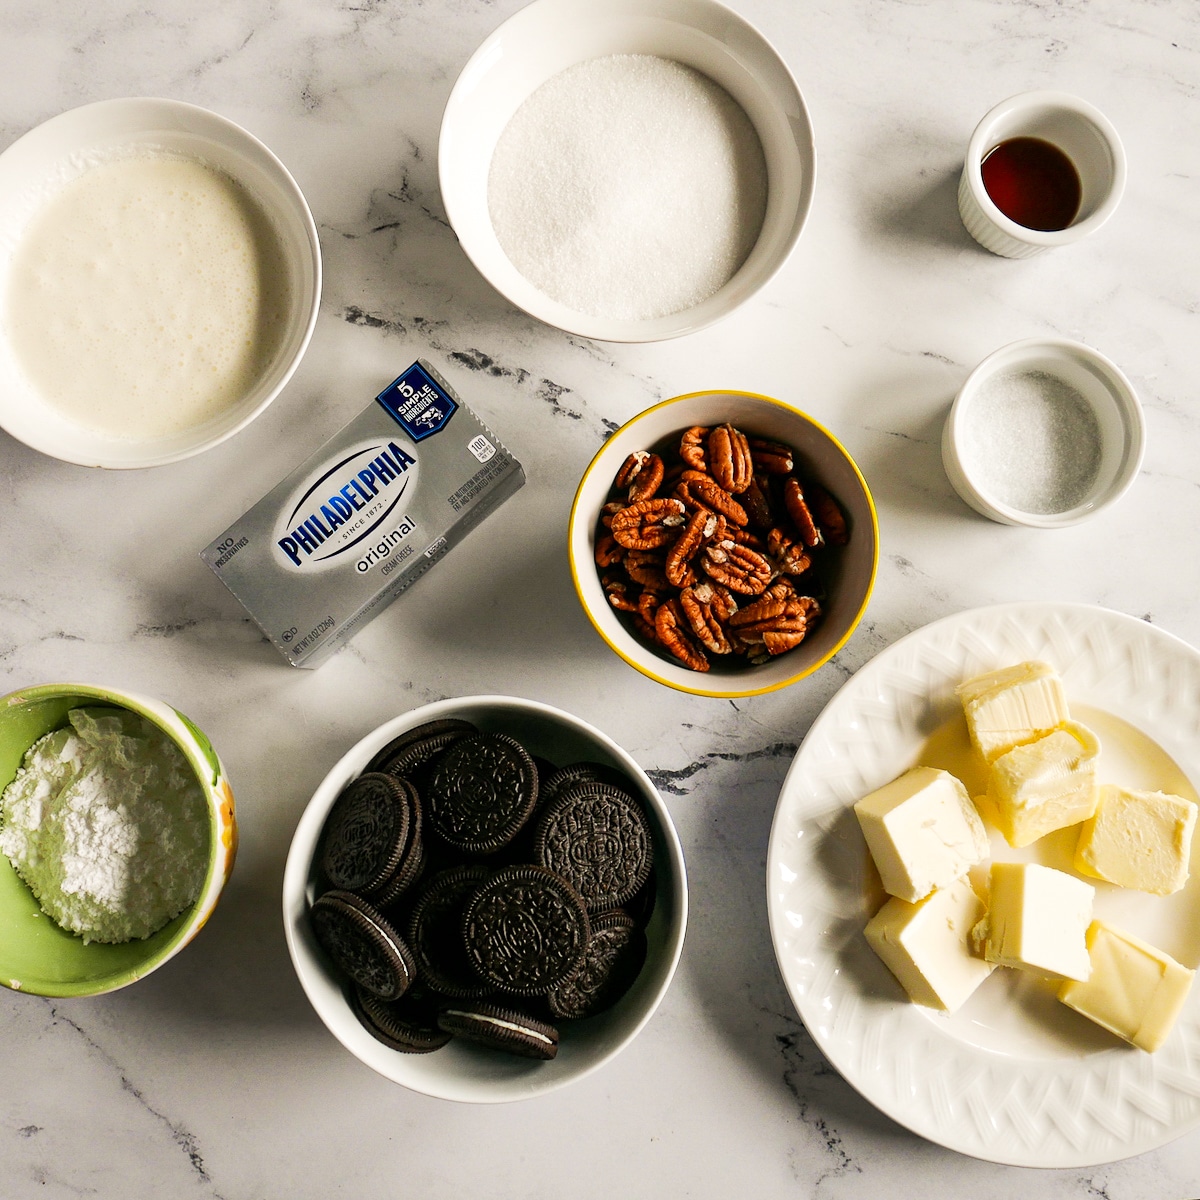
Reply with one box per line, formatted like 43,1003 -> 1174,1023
534,782 -> 653,910
350,986 -> 452,1054
379,731 -> 467,788
371,778 -> 426,907
547,910 -> 647,1020
363,718 -> 478,776
319,772 -> 411,895
406,866 -> 493,999
426,732 -> 539,854
310,890 -> 416,1000
539,761 -> 631,807
436,1001 -> 560,1060
463,864 -> 590,995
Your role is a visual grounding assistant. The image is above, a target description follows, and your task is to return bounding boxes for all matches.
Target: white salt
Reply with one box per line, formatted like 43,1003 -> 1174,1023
0,707 -> 209,943
960,369 -> 1103,514
487,54 -> 768,322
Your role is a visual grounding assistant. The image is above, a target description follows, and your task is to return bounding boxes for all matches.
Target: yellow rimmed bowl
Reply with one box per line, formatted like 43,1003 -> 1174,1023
569,390 -> 879,698
0,682 -> 237,997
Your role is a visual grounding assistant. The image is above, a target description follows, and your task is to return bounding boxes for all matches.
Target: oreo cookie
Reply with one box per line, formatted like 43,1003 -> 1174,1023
539,761 -> 629,807
437,1001 -> 559,1060
310,890 -> 416,1001
406,866 -> 493,999
350,986 -> 451,1054
371,778 -> 426,907
319,772 -> 411,896
463,864 -> 590,995
547,910 -> 647,1019
379,731 -> 466,788
426,733 -> 538,854
534,782 -> 653,910
363,719 -> 477,776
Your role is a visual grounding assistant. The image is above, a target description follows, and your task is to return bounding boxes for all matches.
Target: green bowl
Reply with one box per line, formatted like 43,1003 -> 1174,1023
0,683 -> 237,997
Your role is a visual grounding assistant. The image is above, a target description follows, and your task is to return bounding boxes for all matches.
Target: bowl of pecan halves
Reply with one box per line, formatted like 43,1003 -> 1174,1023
569,390 -> 879,697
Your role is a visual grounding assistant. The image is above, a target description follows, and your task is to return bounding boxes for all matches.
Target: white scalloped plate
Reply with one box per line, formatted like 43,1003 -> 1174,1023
767,602 -> 1200,1167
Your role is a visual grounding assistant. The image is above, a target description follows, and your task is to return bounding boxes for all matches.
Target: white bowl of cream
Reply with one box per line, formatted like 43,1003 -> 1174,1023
0,98 -> 321,468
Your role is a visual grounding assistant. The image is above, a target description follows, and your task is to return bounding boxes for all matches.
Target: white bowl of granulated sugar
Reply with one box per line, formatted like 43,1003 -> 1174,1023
438,0 -> 815,343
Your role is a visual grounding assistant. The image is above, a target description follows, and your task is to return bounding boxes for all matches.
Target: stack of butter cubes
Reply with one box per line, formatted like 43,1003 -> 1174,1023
857,661 -> 1197,1052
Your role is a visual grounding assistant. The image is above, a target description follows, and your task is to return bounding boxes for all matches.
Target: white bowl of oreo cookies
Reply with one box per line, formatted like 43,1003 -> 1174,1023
282,695 -> 688,1103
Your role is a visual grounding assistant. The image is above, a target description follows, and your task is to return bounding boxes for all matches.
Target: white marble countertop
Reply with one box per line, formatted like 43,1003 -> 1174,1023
3,0 -> 1200,1196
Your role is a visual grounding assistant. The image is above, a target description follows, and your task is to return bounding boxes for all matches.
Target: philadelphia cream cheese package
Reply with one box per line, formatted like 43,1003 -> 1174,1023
201,360 -> 524,667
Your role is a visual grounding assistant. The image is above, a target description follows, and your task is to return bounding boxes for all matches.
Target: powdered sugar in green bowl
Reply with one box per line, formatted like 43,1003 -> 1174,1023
0,682 -> 237,997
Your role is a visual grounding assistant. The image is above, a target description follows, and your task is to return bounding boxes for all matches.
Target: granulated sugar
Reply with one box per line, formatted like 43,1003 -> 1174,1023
960,369 -> 1103,514
0,707 -> 209,943
487,54 -> 768,321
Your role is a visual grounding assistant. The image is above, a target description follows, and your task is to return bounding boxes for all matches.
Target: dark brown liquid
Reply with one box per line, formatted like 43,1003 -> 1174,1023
981,137 -> 1082,231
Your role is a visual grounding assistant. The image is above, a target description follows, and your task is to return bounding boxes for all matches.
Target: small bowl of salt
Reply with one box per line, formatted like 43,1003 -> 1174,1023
941,338 -> 1145,528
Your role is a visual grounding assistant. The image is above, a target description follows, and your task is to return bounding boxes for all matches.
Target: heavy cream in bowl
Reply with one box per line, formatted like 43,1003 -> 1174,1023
0,99 -> 321,468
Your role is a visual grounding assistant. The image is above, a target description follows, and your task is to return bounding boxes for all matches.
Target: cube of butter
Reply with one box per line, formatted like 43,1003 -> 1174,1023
864,878 -> 995,1012
987,720 -> 1101,848
1059,921 -> 1195,1052
853,766 -> 989,903
1075,785 -> 1197,895
957,660 -> 1070,763
973,862 -> 1094,981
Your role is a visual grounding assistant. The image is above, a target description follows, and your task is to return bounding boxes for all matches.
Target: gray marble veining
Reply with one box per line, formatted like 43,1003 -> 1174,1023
2,0 -> 1200,1196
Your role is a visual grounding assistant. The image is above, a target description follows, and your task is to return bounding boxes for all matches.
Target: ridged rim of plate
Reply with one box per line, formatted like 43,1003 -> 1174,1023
766,602 -> 1200,1167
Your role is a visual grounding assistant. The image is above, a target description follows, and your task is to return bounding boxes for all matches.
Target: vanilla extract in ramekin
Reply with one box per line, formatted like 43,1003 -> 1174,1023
941,338 -> 1145,528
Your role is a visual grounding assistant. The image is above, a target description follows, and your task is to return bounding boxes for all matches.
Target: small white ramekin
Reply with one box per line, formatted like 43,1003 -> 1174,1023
941,338 -> 1145,528
957,91 -> 1126,259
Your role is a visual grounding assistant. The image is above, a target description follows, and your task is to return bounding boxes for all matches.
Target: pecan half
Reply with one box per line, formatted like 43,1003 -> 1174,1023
749,437 -> 795,475
625,548 -> 669,590
726,526 -> 766,551
708,424 -> 753,495
701,541 -> 772,595
679,426 -> 711,472
677,477 -> 748,527
680,582 -> 738,654
807,482 -> 848,546
637,588 -> 664,625
610,498 -> 687,549
665,509 -> 723,588
742,474 -> 774,528
615,451 -> 665,503
729,592 -> 821,654
599,500 -> 625,529
767,527 -> 812,575
594,533 -> 624,568
783,477 -> 823,548
603,576 -> 639,613
655,599 -> 709,672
